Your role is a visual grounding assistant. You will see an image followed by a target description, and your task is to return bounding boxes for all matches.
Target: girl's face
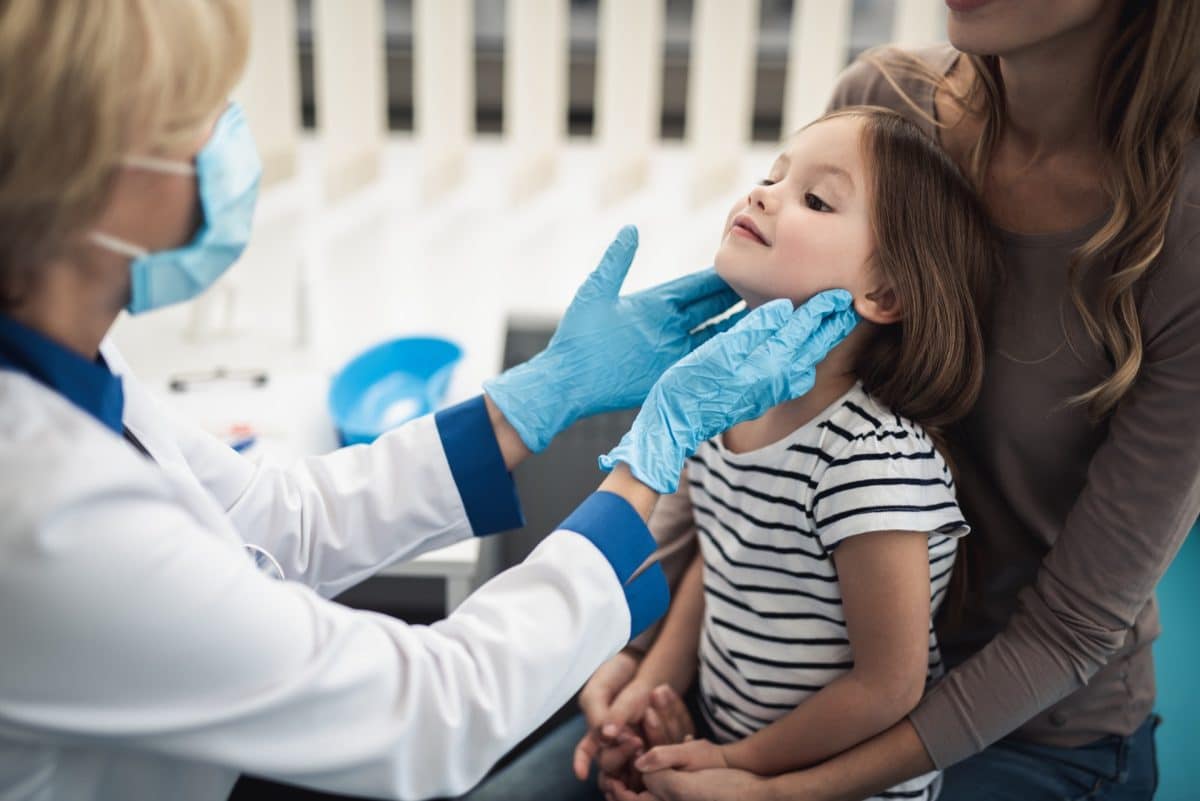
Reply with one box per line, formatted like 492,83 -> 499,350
714,115 -> 875,310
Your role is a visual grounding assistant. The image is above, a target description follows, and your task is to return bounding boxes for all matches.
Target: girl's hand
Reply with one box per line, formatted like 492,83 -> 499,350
643,684 -> 696,746
635,738 -> 729,774
574,652 -> 654,780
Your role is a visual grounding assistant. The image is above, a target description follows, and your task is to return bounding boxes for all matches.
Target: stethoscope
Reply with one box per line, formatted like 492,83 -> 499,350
0,349 -> 288,583
122,424 -> 287,582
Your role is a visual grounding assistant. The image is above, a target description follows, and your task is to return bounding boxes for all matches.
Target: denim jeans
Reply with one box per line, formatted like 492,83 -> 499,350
453,712 -> 601,801
940,715 -> 1160,801
456,713 -> 1160,801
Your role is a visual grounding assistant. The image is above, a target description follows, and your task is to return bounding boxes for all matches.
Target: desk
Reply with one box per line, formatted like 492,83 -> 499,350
377,538 -> 480,612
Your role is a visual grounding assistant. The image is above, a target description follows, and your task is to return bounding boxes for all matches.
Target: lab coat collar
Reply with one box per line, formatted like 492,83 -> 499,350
0,313 -> 124,435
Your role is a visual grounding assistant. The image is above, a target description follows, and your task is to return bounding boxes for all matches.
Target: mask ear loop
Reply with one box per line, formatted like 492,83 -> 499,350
122,155 -> 197,176
89,231 -> 149,259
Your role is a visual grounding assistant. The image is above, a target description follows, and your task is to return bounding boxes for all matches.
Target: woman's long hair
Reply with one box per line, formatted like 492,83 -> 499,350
873,0 -> 1200,420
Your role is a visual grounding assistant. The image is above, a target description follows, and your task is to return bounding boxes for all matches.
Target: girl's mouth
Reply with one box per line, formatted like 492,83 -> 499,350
731,215 -> 769,246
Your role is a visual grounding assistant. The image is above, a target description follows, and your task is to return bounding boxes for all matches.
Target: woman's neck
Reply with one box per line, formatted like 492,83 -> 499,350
8,256 -> 124,359
992,3 -> 1121,159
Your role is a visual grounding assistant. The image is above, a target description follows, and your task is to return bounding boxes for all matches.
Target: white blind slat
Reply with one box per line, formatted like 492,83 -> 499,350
686,0 -> 760,206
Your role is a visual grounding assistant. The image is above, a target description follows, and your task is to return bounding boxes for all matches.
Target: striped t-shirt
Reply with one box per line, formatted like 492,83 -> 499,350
687,382 -> 966,801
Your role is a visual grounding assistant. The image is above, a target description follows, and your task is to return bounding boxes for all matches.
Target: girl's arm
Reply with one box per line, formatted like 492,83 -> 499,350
720,529 -> 932,776
636,552 -> 707,694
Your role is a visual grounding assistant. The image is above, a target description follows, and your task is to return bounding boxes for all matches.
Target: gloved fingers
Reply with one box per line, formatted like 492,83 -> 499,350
788,288 -> 855,331
785,307 -> 859,378
732,302 -> 854,398
641,267 -> 727,306
687,307 -> 748,350
700,297 -> 793,360
659,268 -> 737,310
578,225 -> 640,301
676,283 -> 743,331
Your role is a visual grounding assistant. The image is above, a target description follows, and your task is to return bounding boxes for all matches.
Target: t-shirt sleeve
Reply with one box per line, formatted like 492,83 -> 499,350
811,426 -> 969,552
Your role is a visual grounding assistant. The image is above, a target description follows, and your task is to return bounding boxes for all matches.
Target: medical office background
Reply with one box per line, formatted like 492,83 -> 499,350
105,2 -> 1197,798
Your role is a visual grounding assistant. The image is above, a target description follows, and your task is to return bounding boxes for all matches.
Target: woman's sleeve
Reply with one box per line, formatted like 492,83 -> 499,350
909,224 -> 1200,767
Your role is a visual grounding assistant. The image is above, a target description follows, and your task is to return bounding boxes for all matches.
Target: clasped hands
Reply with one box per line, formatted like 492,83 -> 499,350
572,652 -> 762,801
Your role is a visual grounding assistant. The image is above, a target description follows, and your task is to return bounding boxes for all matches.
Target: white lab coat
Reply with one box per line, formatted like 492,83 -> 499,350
0,343 -> 649,801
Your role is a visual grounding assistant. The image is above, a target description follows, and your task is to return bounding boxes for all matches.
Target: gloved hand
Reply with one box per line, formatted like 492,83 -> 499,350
483,225 -> 744,453
599,290 -> 858,494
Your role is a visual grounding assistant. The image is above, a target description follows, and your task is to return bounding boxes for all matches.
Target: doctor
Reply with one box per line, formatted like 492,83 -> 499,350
0,2 -> 856,800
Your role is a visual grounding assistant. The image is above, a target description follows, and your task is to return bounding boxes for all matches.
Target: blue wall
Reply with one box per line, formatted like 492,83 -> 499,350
1153,521 -> 1199,801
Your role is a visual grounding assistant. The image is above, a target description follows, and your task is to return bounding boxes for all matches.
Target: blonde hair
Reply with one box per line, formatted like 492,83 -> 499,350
867,0 -> 1200,420
0,0 -> 250,307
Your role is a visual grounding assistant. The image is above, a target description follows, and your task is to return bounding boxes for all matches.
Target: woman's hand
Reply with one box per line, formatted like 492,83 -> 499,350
484,225 -> 743,453
600,291 -> 858,494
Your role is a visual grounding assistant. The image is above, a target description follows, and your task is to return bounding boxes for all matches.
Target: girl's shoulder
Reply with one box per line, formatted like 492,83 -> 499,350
812,384 -> 939,463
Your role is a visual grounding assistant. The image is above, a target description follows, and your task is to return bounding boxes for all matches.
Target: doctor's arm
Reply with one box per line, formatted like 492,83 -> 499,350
154,228 -> 739,597
0,461 -> 666,801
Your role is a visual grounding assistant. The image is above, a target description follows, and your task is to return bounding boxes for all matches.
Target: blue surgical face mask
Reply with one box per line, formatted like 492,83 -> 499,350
91,102 -> 262,315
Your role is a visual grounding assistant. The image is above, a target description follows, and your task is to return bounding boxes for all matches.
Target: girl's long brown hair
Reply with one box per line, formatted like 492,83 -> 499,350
869,0 -> 1200,420
813,107 -> 1001,617
817,107 -> 998,455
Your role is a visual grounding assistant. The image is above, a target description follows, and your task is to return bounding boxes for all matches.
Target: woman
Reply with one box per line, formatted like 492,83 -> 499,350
602,1 -> 1200,799
0,2 -> 857,800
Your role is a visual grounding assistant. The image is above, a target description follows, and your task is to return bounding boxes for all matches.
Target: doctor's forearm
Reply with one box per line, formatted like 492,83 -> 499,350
484,393 -> 532,470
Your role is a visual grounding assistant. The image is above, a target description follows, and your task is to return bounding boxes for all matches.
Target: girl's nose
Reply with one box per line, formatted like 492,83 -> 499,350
748,183 -> 773,213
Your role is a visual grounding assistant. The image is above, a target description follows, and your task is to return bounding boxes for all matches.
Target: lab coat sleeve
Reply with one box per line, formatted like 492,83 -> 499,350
0,455 -> 668,799
156,390 -> 524,598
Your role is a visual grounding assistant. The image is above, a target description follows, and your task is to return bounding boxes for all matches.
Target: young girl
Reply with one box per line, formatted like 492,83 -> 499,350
601,106 -> 999,801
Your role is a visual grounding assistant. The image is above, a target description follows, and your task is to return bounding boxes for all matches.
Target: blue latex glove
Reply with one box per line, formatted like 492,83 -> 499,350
484,225 -> 744,453
599,290 -> 859,494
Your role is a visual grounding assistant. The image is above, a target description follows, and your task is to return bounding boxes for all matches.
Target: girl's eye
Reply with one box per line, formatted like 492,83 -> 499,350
805,192 -> 833,212
759,178 -> 777,186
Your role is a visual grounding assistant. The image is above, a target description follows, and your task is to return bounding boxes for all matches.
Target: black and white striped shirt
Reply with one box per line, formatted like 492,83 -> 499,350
688,382 -> 966,801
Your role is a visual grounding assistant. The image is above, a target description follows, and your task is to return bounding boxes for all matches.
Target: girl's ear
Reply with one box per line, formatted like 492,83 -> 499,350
855,284 -> 903,325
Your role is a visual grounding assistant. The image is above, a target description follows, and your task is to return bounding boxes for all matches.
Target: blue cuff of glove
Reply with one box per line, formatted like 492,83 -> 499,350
435,395 -> 525,536
557,491 -> 670,640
